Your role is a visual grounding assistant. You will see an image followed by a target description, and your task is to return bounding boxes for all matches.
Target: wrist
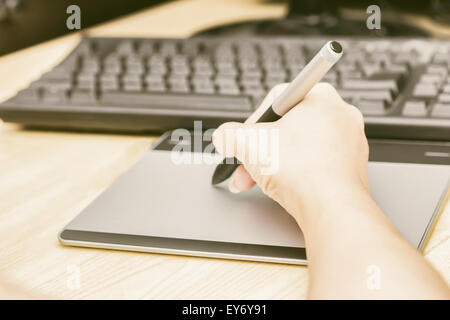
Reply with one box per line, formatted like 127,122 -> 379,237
290,178 -> 373,230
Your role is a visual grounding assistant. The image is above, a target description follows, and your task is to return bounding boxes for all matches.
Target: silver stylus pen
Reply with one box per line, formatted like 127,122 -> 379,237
211,40 -> 343,185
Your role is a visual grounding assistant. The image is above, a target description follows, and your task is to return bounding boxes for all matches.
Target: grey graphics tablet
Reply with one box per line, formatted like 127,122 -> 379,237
59,133 -> 450,265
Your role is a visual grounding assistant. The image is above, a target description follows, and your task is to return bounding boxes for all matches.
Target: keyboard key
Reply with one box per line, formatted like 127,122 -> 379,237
385,63 -> 409,74
240,75 -> 262,86
70,89 -> 97,103
341,79 -> 398,93
342,71 -> 364,79
181,42 -> 199,56
431,103 -> 450,118
137,41 -> 154,56
265,75 -> 287,88
338,89 -> 393,104
193,83 -> 215,94
438,94 -> 450,103
116,41 -> 135,55
263,61 -> 284,71
147,55 -> 166,67
193,66 -> 214,76
322,72 -> 338,82
193,56 -> 212,68
216,67 -> 238,76
426,65 -> 448,78
100,73 -> 118,82
103,62 -> 122,74
77,80 -> 96,91
336,61 -> 357,73
413,83 -> 438,99
76,41 -> 95,56
81,57 -> 100,73
171,83 -> 190,93
33,80 -> 72,92
215,75 -> 237,85
160,42 -> 178,56
122,73 -> 142,83
101,92 -> 253,111
218,84 -> 240,95
361,64 -> 382,77
171,65 -> 190,76
40,69 -> 74,82
167,75 -> 188,86
126,63 -> 145,75
41,87 -> 68,104
11,88 -> 40,103
146,83 -> 166,92
403,101 -> 428,117
123,81 -> 143,92
171,54 -> 189,66
145,74 -> 164,84
100,81 -> 119,91
357,99 -> 386,115
369,71 -> 405,84
432,52 -> 450,64
420,74 -> 443,85
393,53 -> 418,66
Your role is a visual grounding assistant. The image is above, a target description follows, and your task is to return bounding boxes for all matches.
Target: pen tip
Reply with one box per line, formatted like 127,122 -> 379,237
211,169 -> 223,185
211,163 -> 240,185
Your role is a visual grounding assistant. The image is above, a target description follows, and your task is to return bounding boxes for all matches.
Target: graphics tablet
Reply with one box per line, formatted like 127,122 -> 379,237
59,133 -> 450,265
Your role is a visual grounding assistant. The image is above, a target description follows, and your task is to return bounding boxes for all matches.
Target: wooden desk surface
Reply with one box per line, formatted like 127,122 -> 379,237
0,0 -> 448,299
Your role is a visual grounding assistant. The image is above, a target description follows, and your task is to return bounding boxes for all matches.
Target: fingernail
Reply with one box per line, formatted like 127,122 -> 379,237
228,179 -> 241,194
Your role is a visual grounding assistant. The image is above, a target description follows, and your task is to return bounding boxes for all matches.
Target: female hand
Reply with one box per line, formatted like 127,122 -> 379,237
213,82 -> 369,228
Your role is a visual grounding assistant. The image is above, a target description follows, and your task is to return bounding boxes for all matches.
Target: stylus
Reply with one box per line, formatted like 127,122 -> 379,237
211,40 -> 343,185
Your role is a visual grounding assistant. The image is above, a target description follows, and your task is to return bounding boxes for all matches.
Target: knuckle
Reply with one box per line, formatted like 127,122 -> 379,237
216,121 -> 240,132
308,82 -> 340,101
314,82 -> 337,93
347,104 -> 365,128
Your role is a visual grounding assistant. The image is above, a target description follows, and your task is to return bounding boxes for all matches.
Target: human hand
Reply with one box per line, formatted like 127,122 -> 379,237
212,83 -> 370,228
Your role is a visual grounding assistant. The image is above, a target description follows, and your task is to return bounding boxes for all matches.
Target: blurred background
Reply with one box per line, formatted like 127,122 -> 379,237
1,0 -> 449,56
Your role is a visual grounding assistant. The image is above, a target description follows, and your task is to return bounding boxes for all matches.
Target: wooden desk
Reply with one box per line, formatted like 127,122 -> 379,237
0,0 -> 448,299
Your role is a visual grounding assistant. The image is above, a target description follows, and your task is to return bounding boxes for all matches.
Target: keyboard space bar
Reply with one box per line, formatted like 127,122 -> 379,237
100,92 -> 253,111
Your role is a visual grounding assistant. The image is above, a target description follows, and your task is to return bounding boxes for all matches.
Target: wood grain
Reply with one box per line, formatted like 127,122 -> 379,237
0,0 -> 448,299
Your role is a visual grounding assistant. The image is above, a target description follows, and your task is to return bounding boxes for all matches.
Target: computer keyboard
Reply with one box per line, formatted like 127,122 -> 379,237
0,36 -> 449,140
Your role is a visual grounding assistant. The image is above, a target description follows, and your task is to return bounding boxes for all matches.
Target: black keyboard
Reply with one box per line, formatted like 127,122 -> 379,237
1,36 -> 449,140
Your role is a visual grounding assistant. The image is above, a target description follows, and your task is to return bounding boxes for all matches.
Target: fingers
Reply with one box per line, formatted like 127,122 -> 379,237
213,122 -> 270,193
228,165 -> 256,194
212,121 -> 246,159
304,82 -> 342,104
213,120 -> 275,164
213,83 -> 288,194
213,83 -> 288,160
212,122 -> 259,193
